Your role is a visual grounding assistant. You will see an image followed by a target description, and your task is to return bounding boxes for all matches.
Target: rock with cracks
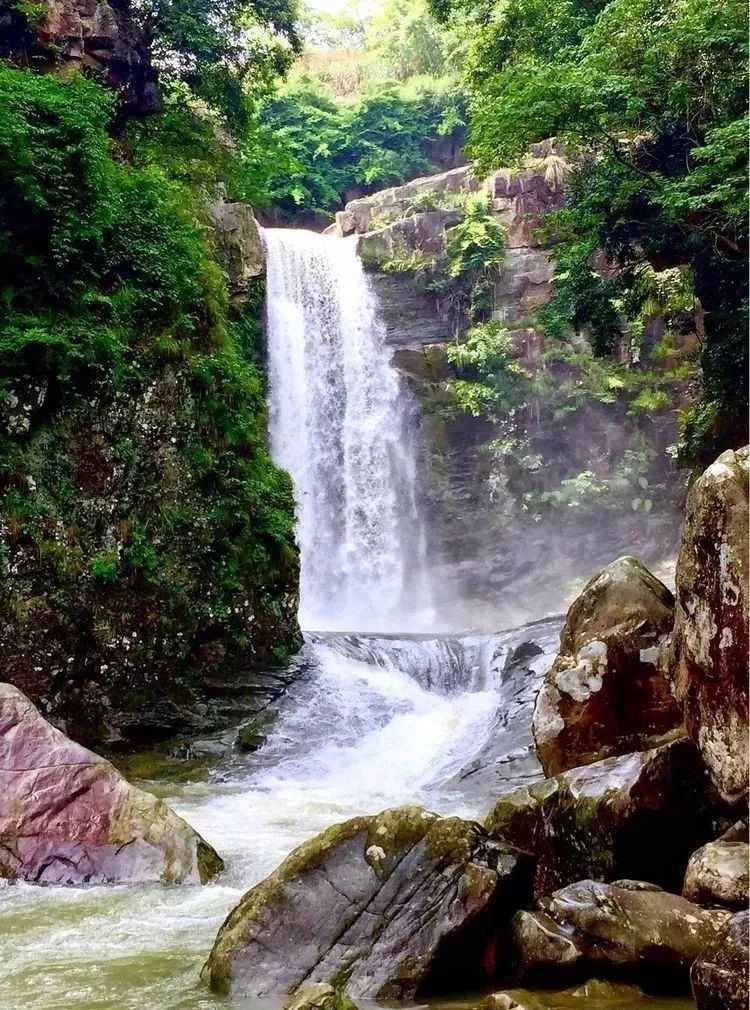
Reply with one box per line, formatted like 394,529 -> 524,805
0,683 -> 223,885
485,739 -> 722,895
202,805 -> 534,999
513,880 -> 730,983
670,445 -> 749,802
691,910 -> 749,1010
533,555 -> 681,775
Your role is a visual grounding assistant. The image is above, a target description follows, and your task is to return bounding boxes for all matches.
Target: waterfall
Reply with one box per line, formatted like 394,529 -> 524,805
264,228 -> 433,633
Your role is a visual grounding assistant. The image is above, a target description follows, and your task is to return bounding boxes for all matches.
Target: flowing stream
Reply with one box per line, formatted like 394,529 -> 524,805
0,231 -> 692,1010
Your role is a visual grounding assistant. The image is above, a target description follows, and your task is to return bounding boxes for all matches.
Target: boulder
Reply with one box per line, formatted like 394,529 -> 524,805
670,446 -> 749,802
202,806 -> 534,999
513,880 -> 730,982
683,823 -> 749,909
486,739 -> 721,894
533,555 -> 681,776
691,910 -> 749,1010
0,683 -> 223,885
283,984 -> 357,1010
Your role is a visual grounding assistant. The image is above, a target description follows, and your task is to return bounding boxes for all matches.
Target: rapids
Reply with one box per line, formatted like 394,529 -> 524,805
0,626 -> 556,1010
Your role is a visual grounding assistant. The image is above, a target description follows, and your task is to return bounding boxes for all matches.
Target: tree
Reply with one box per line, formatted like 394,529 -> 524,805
131,0 -> 302,128
430,0 -> 748,461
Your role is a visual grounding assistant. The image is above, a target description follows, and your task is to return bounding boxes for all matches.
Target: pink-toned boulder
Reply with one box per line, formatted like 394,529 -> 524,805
0,683 -> 223,885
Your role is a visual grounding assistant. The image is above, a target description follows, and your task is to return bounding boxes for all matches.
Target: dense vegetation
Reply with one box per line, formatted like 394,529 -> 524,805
256,0 -> 467,218
0,0 -> 301,739
430,0 -> 748,462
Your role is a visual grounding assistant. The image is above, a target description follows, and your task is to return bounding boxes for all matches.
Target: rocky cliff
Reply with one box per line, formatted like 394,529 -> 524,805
338,149 -> 693,626
1,0 -> 158,113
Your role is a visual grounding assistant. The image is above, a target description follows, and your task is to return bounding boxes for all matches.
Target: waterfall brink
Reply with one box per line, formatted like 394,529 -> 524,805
264,228 -> 433,633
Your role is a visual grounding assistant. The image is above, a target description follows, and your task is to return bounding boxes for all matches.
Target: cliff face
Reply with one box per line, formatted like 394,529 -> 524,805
342,150 -> 692,626
0,7 -> 301,747
1,0 -> 158,113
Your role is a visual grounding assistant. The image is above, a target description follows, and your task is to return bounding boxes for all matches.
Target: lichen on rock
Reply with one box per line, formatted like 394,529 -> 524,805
202,805 -> 533,999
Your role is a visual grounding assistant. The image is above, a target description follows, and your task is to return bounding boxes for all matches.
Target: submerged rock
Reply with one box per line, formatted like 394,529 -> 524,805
202,805 -> 534,998
513,880 -> 730,981
283,983 -> 357,1010
0,683 -> 223,885
683,823 -> 749,910
691,909 -> 749,1010
670,446 -> 749,802
479,979 -> 649,1009
533,556 -> 681,775
486,739 -> 720,894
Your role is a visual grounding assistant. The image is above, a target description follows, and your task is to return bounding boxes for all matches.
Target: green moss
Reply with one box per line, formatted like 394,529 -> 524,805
197,839 -> 226,884
0,69 -> 300,736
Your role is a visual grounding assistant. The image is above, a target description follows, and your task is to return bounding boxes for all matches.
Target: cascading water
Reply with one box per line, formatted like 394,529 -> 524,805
2,230 -> 683,1010
264,229 -> 433,632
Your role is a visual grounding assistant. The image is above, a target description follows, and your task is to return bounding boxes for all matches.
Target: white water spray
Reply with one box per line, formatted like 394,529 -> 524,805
264,229 -> 433,632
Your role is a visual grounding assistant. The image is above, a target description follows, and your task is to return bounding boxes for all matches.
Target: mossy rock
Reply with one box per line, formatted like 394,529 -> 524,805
202,804 -> 533,999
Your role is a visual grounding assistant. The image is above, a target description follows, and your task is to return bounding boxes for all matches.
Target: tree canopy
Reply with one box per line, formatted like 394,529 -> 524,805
429,0 -> 748,460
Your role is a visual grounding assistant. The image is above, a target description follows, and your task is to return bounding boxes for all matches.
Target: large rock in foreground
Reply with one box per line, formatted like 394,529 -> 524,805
692,910 -> 749,1010
513,880 -> 730,983
203,806 -> 533,999
0,684 -> 223,885
533,556 -> 680,775
683,822 -> 749,910
670,446 -> 749,802
486,740 -> 720,895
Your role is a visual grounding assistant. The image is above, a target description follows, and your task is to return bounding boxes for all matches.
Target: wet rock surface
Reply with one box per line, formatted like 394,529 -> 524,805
202,805 -> 534,999
533,556 -> 681,776
439,618 -> 563,805
486,739 -> 721,895
513,880 -> 730,982
0,683 -> 223,885
691,909 -> 749,1010
682,824 -> 749,910
670,445 -> 749,802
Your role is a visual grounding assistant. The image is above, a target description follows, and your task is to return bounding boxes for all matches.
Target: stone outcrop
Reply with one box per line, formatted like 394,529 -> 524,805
691,910 -> 749,1010
5,0 -> 158,114
209,201 -> 265,305
337,166 -> 480,237
513,880 -> 730,982
532,555 -> 681,776
670,445 -> 749,803
479,980 -> 649,1010
485,739 -> 721,895
202,806 -> 534,999
683,821 -> 749,910
0,683 -> 223,885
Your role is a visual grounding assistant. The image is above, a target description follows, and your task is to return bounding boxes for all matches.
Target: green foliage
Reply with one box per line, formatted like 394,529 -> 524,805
0,67 -> 299,698
431,0 -> 748,460
137,0 -> 301,130
260,75 -> 465,216
448,322 -> 532,415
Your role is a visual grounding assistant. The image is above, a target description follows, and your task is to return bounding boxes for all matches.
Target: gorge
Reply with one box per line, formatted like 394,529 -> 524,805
0,1 -> 747,1009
